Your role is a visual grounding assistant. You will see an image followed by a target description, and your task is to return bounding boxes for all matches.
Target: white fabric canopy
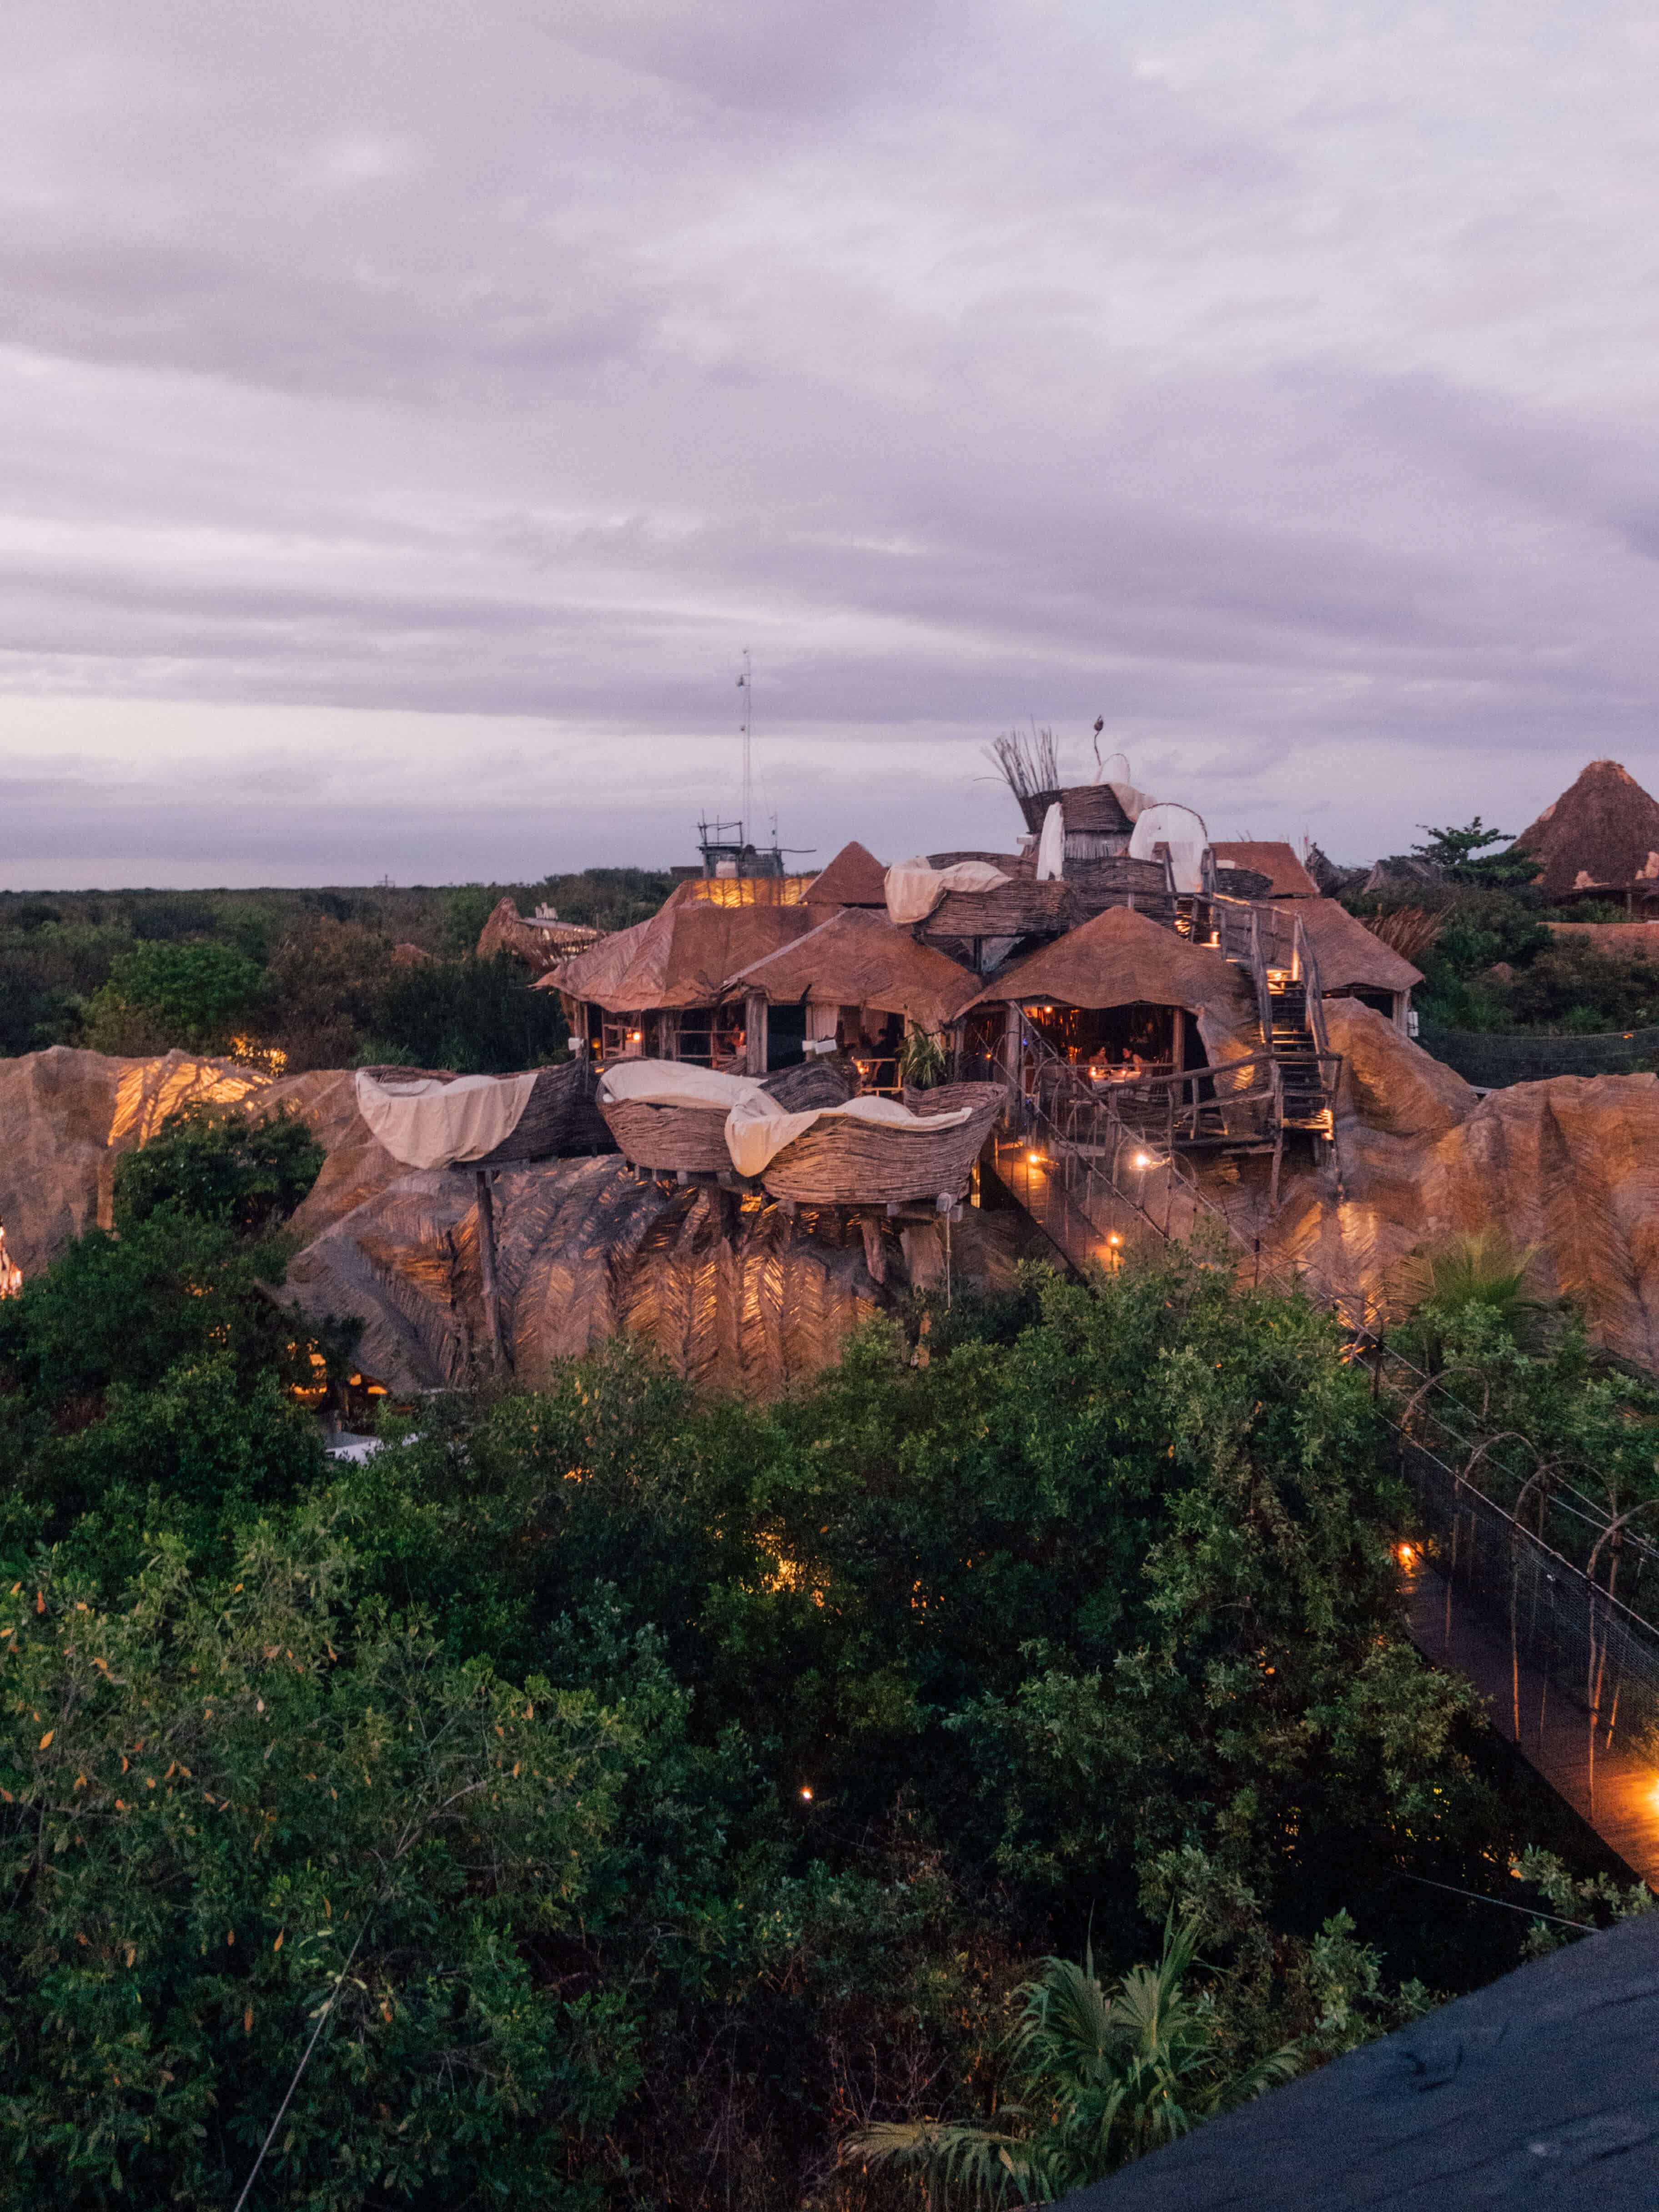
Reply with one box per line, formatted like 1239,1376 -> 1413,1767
1104,778 -> 1155,821
1035,801 -> 1065,881
354,1067 -> 541,1170
1129,803 -> 1211,895
884,856 -> 1010,925
724,1088 -> 970,1178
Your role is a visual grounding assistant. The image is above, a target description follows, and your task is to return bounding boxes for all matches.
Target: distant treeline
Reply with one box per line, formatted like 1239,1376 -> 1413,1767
0,870 -> 676,1071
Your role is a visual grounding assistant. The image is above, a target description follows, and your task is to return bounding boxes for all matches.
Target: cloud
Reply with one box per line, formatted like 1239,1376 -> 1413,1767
1,0 -> 1659,885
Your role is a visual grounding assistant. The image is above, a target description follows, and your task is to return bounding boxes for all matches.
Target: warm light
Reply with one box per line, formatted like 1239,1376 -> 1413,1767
799,1785 -> 814,1801
1026,1149 -> 1041,1165
628,1030 -> 642,1043
1397,1543 -> 1415,1567
1132,1150 -> 1153,1169
1108,1233 -> 1122,1247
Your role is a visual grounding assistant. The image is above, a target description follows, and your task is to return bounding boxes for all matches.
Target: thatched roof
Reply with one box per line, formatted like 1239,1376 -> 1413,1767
963,903 -> 1253,1021
804,840 -> 888,908
1512,760 -> 1659,899
540,900 -> 811,1011
1211,841 -> 1318,898
477,896 -> 601,975
723,906 -> 979,1029
1296,898 -> 1423,993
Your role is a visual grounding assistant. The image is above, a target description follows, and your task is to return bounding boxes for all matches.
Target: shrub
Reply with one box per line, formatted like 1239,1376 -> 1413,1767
82,941 -> 266,1054
112,1103 -> 325,1238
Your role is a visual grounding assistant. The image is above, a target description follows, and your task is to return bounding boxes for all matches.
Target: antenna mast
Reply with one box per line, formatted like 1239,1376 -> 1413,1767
737,648 -> 753,847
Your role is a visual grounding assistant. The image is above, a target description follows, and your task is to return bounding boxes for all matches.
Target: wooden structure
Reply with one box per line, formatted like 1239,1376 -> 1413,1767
919,859 -> 1178,977
475,896 -> 602,976
599,1094 -> 734,1176
802,839 -> 889,909
721,905 -> 979,1091
1068,1914 -> 1659,2208
960,901 -> 1264,1092
541,895 -> 813,1072
1294,896 -> 1422,1031
759,1082 -> 1005,1208
1209,840 -> 1321,899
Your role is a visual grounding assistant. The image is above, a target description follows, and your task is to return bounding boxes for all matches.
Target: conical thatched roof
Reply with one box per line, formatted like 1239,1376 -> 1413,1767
964,903 -> 1254,1022
804,840 -> 889,907
1511,760 -> 1659,899
539,900 -> 811,1011
723,905 -> 978,1030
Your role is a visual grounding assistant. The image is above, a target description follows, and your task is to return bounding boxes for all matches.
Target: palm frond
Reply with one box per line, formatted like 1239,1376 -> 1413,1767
845,2119 -> 1047,2207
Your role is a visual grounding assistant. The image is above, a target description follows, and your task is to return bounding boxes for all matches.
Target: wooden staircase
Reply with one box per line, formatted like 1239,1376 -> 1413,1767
1266,976 -> 1332,1132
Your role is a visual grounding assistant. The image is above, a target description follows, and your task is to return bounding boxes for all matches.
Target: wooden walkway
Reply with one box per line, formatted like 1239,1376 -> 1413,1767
1405,1557 -> 1659,1888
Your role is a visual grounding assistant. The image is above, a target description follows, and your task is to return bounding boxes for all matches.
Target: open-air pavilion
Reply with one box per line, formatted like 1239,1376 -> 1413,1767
720,904 -> 980,1091
540,893 -> 813,1072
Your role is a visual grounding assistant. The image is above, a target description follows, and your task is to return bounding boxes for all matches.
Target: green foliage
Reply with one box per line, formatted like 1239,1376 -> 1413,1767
0,1531 -> 649,2207
539,868 -> 678,933
0,1221 -> 1628,2206
850,1920 -> 1299,2204
897,1024 -> 949,1090
262,918 -> 398,1072
1494,940 -> 1659,1032
112,1105 -> 325,1239
84,942 -> 267,1055
373,953 -> 566,1073
1399,1232 -> 1547,1366
1512,1846 -> 1657,1959
0,1212 -> 297,1421
1411,818 -> 1541,888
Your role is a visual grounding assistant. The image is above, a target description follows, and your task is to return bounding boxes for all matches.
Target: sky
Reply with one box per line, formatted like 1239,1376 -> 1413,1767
4,1 -> 1659,888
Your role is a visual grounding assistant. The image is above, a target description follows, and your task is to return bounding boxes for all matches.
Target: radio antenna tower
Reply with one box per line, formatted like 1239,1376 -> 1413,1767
736,649 -> 753,847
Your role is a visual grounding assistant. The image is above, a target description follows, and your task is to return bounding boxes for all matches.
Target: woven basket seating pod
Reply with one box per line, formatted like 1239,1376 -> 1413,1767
760,1080 -> 1006,1207
599,1095 -> 735,1175
358,1061 -> 612,1166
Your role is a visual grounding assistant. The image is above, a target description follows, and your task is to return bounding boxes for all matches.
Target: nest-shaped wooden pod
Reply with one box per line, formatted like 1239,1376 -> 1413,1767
357,1060 -> 613,1166
600,1095 -> 734,1175
471,1061 -> 613,1164
760,1081 -> 1006,1207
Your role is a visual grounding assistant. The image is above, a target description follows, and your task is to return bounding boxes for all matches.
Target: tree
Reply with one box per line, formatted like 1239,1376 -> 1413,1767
0,1531 -> 650,2207
1411,819 -> 1542,889
82,941 -> 267,1055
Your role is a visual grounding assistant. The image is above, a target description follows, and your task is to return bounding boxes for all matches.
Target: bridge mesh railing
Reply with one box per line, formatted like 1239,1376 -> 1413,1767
1399,1435 -> 1659,1770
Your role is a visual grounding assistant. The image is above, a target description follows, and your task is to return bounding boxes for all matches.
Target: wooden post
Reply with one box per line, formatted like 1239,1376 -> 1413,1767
745,992 -> 768,1077
474,1169 -> 507,1371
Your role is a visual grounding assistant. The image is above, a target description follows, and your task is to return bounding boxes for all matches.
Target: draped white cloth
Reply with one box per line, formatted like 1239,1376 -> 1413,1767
883,857 -> 1010,925
723,1088 -> 971,1179
354,1067 -> 541,1170
597,1057 -> 970,1177
1035,802 -> 1065,881
597,1061 -> 764,1111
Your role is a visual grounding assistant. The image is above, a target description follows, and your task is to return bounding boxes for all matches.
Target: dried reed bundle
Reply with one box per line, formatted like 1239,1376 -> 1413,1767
984,725 -> 1062,804
1361,906 -> 1444,963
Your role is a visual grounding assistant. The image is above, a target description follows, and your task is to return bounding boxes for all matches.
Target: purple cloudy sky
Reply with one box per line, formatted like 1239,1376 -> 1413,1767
2,1 -> 1658,887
